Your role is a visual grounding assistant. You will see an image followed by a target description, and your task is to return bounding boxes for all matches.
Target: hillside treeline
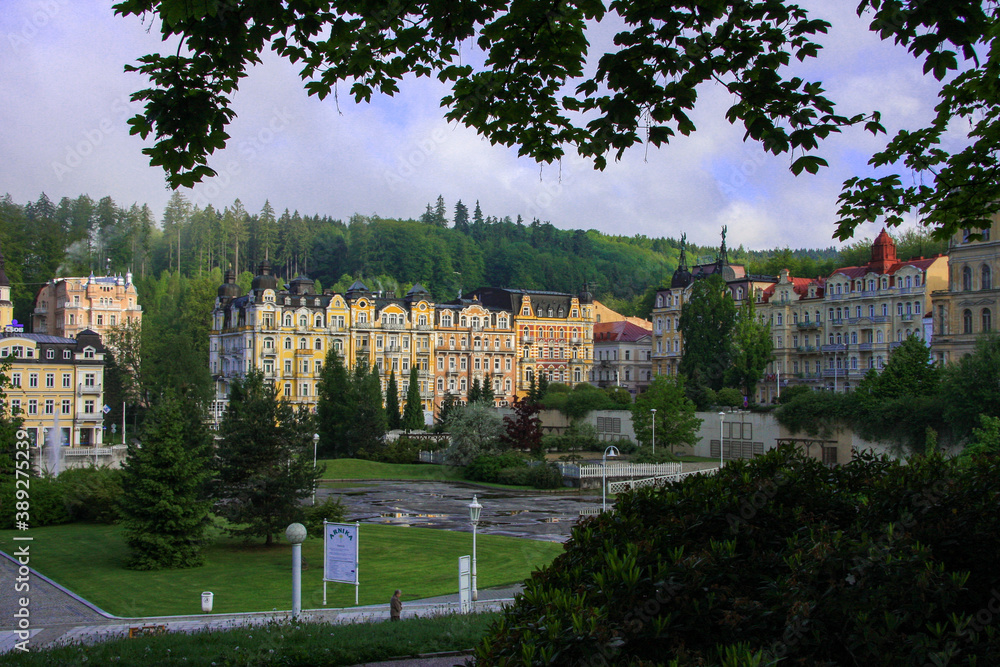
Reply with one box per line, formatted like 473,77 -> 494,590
0,192 -> 947,326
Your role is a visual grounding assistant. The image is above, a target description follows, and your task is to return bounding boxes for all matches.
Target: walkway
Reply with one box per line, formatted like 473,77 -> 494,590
0,551 -> 518,658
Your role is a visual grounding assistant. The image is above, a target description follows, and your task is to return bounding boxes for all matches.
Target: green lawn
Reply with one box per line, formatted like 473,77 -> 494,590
318,458 -> 465,481
2,523 -> 562,617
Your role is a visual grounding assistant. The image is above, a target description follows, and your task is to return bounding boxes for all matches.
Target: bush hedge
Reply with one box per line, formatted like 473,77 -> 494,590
0,467 -> 123,529
473,447 -> 1000,665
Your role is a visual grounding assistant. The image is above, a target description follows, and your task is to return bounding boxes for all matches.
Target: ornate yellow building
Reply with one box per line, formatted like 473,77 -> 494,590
2,248 -> 107,447
209,264 -> 597,418
31,272 -> 142,344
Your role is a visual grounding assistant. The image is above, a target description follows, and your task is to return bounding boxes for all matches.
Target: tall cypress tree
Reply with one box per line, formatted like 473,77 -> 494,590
469,377 -> 483,404
119,390 -> 213,568
386,370 -> 402,430
402,366 -> 424,431
316,347 -> 351,457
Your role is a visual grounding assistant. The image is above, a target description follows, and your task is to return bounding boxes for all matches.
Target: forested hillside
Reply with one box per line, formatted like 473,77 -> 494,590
0,191 -> 947,327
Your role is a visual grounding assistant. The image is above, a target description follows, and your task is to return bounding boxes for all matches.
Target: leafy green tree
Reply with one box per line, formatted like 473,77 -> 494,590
120,1 -> 1000,241
445,404 -> 506,466
725,298 -> 773,400
632,375 -> 701,453
215,370 -> 323,545
715,387 -> 743,408
316,347 -> 352,457
385,370 -> 401,431
941,333 -> 1000,442
857,335 -> 940,400
119,390 -> 213,569
402,366 -> 424,431
960,415 -> 1000,459
679,274 -> 736,391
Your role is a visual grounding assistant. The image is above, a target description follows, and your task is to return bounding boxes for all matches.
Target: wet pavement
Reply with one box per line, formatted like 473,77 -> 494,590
319,480 -> 602,542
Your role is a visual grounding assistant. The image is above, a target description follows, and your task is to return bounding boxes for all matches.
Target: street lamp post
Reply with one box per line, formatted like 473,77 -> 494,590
312,433 -> 319,505
719,412 -> 725,468
285,523 -> 307,620
650,408 -> 657,455
469,495 -> 482,603
602,445 -> 620,512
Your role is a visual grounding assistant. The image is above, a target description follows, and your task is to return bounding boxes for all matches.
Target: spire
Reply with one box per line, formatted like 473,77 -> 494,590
718,225 -> 729,267
678,233 -> 688,272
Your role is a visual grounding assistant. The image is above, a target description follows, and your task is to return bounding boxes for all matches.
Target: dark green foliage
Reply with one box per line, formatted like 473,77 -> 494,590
715,387 -> 743,408
119,390 -> 213,569
0,359 -> 24,478
481,373 -> 496,406
555,383 -> 617,420
856,334 -> 939,400
301,496 -> 347,537
464,452 -> 528,483
941,333 -> 1000,441
679,274 -> 736,391
474,447 -> 1000,665
316,348 -> 351,457
543,422 -> 600,452
436,392 -> 457,428
775,389 -> 852,438
58,467 -> 123,524
401,367 -> 424,431
604,386 -> 632,406
777,384 -> 812,404
355,436 -> 430,464
468,377 -> 482,404
0,475 -> 71,529
632,375 -> 701,452
351,363 -> 387,452
215,371 -> 324,545
385,370 -> 401,431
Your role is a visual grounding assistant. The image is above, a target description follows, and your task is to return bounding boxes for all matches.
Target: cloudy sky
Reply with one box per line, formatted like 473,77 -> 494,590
0,1 -> 949,251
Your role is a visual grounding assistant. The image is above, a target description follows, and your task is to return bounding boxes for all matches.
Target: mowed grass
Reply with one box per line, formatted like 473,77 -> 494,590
1,522 -> 562,617
318,458 -> 465,481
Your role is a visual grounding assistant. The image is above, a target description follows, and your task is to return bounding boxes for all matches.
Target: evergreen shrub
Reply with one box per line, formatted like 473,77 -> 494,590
473,447 -> 1000,665
0,475 -> 70,528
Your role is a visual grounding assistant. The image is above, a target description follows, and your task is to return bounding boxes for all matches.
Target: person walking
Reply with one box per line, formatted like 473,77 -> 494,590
390,589 -> 402,621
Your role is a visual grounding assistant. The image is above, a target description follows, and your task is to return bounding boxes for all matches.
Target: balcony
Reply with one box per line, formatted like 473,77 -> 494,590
571,337 -> 582,344
382,322 -> 405,330
858,343 -> 874,351
796,345 -> 818,353
872,316 -> 888,323
354,322 -> 374,330
77,383 -> 102,395
521,336 -> 534,344
416,324 -> 433,331
830,318 -> 844,327
822,368 -> 849,378
901,314 -> 916,322
821,344 -> 846,352
796,321 -> 820,329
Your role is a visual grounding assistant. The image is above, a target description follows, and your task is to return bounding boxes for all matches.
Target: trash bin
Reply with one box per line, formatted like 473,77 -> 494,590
201,591 -> 214,613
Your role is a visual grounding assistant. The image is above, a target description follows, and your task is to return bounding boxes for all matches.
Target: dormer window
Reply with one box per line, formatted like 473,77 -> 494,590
83,347 -> 95,359
63,349 -> 71,359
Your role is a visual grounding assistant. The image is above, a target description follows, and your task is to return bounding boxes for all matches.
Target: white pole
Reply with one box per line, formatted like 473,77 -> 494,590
719,412 -> 725,468
472,522 -> 478,603
776,367 -> 781,402
291,541 -> 302,619
651,408 -> 656,455
122,401 -> 125,445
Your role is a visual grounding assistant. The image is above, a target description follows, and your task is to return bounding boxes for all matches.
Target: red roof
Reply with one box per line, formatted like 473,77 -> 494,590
594,320 -> 652,342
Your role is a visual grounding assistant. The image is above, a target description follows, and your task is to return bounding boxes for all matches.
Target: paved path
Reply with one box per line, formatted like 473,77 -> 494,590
1,550 -> 518,659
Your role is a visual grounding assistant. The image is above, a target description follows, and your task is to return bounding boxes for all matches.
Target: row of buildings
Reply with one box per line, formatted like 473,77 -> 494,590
652,216 -> 1000,402
5,212 -> 998,446
1,254 -> 132,447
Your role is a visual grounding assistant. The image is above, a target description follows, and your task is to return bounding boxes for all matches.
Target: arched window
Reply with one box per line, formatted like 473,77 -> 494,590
851,331 -> 858,344
299,338 -> 307,349
314,338 -> 322,350
283,314 -> 292,327
905,275 -> 912,288
963,266 -> 973,291
315,315 -> 323,327
964,309 -> 973,334
983,265 -> 992,291
983,308 -> 992,332
284,337 -> 292,349
876,330 -> 884,343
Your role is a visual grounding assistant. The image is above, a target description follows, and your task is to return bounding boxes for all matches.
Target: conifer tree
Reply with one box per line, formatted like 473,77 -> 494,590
349,363 -> 387,452
482,372 -> 496,407
438,392 -> 457,426
469,377 -> 483,404
316,347 -> 351,457
119,389 -> 213,568
386,370 -> 402,430
402,366 -> 424,431
454,200 -> 470,233
215,370 -> 322,545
